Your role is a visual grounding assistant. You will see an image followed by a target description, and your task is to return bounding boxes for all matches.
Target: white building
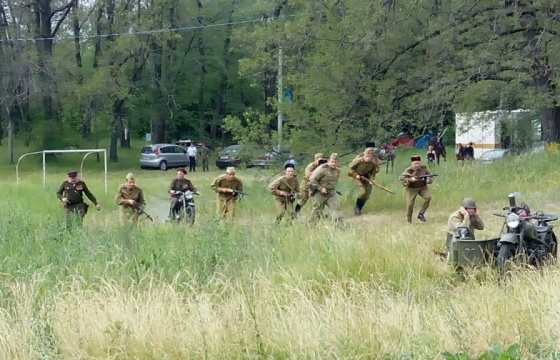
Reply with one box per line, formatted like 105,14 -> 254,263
455,109 -> 540,159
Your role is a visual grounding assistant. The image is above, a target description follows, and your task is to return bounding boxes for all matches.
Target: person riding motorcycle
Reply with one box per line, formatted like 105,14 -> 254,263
168,168 -> 197,219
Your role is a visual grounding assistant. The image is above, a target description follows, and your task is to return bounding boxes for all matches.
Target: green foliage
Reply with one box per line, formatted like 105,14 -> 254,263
441,342 -> 521,360
222,108 -> 274,147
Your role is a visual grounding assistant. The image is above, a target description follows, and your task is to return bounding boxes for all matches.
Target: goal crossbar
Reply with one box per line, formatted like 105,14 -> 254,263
16,149 -> 108,194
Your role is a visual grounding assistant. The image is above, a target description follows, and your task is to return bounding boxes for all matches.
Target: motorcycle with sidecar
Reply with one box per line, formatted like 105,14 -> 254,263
449,194 -> 558,274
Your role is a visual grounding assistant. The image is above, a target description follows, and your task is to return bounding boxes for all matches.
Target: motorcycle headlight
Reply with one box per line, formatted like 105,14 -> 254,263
506,213 -> 520,229
186,194 -> 193,200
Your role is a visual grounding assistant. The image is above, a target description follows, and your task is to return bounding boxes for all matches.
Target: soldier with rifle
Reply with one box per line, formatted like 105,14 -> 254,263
398,155 -> 436,223
268,163 -> 300,223
56,171 -> 101,228
347,147 -> 382,215
309,153 -> 343,224
114,173 -> 148,225
295,153 -> 326,213
210,167 -> 245,220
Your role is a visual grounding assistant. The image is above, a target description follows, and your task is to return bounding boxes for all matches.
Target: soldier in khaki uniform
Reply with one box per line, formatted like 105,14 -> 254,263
114,173 -> 146,226
445,198 -> 484,250
348,147 -> 381,215
168,168 -> 197,219
56,171 -> 101,227
268,163 -> 300,223
200,143 -> 210,172
295,153 -> 326,213
309,153 -> 343,223
398,155 -> 433,223
210,167 -> 244,220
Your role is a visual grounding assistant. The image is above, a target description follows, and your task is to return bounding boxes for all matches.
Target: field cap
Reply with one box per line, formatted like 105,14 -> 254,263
226,167 -> 236,174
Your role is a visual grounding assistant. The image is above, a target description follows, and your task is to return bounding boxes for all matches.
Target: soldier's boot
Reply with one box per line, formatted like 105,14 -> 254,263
354,199 -> 364,216
407,215 -> 412,224
295,204 -> 302,213
417,213 -> 427,222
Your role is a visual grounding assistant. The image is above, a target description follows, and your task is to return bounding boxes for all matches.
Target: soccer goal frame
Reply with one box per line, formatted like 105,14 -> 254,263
16,149 -> 108,194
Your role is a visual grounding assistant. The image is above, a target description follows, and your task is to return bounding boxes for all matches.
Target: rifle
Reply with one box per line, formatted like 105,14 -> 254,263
280,179 -> 299,202
347,172 -> 395,195
232,190 -> 248,197
120,191 -> 153,222
418,174 -> 438,184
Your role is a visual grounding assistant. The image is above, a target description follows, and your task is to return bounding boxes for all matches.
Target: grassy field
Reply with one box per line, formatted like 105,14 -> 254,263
1,138 -> 560,359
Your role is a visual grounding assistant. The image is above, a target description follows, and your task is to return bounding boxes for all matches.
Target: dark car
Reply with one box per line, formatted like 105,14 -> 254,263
248,146 -> 294,168
140,143 -> 189,171
216,144 -> 243,170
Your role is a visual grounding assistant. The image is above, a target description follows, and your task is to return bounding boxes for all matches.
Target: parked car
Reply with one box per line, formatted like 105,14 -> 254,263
216,144 -> 243,170
140,143 -> 189,171
248,146 -> 296,168
479,149 -> 509,163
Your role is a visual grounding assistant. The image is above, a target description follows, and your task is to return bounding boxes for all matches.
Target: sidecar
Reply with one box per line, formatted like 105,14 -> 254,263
449,227 -> 500,268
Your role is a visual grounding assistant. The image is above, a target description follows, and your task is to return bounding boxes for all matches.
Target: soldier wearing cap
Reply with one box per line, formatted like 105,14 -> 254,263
56,171 -> 101,227
309,153 -> 343,223
295,153 -> 326,213
348,147 -> 381,215
398,155 -> 433,223
268,163 -> 300,223
200,143 -> 210,172
210,167 -> 244,220
168,168 -> 197,220
446,198 -> 485,250
114,173 -> 146,225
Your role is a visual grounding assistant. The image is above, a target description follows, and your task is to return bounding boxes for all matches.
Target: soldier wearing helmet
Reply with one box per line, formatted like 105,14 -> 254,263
445,198 -> 485,250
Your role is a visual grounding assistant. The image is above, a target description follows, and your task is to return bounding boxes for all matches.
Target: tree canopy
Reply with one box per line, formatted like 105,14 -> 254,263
1,0 -> 559,162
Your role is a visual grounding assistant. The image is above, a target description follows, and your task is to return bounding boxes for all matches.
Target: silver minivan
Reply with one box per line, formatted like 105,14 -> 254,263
140,143 -> 189,171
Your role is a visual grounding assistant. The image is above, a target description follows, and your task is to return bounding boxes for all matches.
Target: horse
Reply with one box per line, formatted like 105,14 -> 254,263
427,138 -> 446,165
378,145 -> 397,174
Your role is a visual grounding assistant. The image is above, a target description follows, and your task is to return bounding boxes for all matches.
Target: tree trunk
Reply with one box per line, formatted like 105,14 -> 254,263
110,99 -> 125,161
7,107 -> 13,164
197,0 -> 207,139
521,7 -> 560,143
211,0 -> 235,141
152,40 -> 166,144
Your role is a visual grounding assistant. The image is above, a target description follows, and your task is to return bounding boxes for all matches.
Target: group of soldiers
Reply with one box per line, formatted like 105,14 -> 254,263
56,146 -> 441,227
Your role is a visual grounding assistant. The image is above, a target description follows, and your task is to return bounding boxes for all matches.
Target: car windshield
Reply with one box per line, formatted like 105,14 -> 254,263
221,145 -> 240,154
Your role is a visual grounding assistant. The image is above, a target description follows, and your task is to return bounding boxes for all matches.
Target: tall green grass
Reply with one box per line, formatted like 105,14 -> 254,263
0,140 -> 559,358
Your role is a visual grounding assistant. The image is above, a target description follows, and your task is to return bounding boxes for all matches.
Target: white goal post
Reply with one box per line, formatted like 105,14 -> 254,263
16,149 -> 108,194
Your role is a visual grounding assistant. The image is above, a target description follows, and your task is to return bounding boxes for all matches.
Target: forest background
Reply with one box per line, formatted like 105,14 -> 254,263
2,0 -> 560,162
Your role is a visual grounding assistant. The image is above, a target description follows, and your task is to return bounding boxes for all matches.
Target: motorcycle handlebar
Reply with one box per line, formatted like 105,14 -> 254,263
492,212 -> 505,217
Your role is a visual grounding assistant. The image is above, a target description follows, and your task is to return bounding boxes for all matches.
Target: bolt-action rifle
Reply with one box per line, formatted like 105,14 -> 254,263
347,172 -> 395,195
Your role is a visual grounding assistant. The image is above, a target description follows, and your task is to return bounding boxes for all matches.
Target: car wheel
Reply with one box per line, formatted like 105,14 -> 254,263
159,161 -> 168,171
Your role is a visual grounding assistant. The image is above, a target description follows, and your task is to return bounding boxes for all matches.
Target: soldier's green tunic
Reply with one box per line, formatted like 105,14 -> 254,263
268,175 -> 300,222
309,164 -> 342,221
56,179 -> 98,226
297,161 -> 320,206
114,184 -> 146,225
398,165 -> 433,221
445,209 -> 485,249
348,155 -> 381,202
210,174 -> 243,219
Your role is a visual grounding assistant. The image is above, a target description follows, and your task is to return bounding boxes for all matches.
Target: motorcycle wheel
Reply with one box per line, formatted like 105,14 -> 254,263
497,243 -> 516,276
185,206 -> 195,226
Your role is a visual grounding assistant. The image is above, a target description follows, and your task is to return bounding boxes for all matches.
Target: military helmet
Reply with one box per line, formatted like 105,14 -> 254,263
461,198 -> 477,209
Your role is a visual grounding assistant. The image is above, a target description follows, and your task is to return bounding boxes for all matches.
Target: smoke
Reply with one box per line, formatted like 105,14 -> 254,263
145,196 -> 172,223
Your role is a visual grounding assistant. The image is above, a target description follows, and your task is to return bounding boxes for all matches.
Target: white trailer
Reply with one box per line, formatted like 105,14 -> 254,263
455,109 -> 538,159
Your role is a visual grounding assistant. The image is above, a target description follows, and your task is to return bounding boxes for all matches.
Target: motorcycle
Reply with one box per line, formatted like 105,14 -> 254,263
171,190 -> 200,225
450,193 -> 558,274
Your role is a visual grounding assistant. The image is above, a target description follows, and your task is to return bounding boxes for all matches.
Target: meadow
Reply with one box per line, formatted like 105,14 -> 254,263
1,139 -> 560,359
